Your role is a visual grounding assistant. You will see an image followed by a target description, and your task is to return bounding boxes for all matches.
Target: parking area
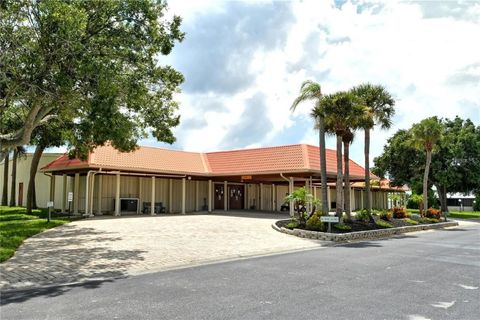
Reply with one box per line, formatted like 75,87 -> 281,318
0,211 -> 325,291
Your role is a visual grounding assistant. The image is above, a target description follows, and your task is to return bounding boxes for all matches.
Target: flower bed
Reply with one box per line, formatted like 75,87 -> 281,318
273,217 -> 458,242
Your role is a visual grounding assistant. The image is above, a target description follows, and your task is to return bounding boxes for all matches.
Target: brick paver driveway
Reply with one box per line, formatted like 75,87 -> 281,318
0,211 -> 324,291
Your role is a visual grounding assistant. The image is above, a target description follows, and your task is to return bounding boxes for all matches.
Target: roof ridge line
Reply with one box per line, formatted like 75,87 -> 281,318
302,144 -> 310,169
200,153 -> 211,173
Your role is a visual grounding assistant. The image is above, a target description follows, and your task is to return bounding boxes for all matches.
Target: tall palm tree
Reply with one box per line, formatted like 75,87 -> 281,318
291,81 -> 328,214
320,91 -> 365,219
351,84 -> 395,216
342,129 -> 355,218
410,117 -> 443,215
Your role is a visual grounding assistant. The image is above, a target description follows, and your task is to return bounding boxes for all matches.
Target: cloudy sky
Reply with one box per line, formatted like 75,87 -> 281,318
54,0 -> 480,165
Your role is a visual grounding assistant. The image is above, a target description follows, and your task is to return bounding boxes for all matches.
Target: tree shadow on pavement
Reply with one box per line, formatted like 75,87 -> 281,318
0,224 -> 146,304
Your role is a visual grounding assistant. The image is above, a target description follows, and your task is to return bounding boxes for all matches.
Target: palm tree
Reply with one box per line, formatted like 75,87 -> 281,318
291,81 -> 328,214
342,129 -> 355,218
410,117 -> 443,215
320,91 -> 365,219
351,84 -> 395,217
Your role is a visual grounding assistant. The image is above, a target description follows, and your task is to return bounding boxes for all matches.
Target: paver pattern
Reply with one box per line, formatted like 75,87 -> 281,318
0,212 -> 323,290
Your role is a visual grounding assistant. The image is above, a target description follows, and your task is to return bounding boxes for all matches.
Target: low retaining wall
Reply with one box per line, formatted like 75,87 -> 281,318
272,220 -> 459,242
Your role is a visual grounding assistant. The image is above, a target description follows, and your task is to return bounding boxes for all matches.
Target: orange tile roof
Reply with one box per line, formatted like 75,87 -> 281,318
42,143 -> 376,179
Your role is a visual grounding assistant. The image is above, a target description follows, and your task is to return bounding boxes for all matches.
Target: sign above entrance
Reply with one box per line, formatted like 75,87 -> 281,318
241,175 -> 252,180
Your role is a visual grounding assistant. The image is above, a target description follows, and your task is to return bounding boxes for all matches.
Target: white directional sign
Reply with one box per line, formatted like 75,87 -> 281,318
68,192 -> 73,202
320,216 -> 339,223
46,201 -> 54,208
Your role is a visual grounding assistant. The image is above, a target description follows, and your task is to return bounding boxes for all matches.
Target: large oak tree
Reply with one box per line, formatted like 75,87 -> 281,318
0,0 -> 184,158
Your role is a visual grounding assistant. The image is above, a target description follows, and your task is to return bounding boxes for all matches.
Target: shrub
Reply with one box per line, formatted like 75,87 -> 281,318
334,223 -> 352,232
285,219 -> 299,229
404,218 -> 418,225
375,220 -> 393,228
380,211 -> 392,221
306,213 -> 325,231
425,208 -> 441,219
419,217 -> 440,224
372,209 -> 385,216
355,210 -> 370,222
474,194 -> 480,211
392,207 -> 407,219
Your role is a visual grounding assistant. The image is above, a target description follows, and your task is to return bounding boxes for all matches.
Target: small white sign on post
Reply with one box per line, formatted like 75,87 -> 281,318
68,192 -> 73,202
320,216 -> 339,223
46,201 -> 54,208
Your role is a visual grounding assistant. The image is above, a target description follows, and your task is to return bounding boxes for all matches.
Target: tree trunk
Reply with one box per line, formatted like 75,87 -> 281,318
318,116 -> 329,214
1,152 -> 9,206
343,140 -> 351,220
364,128 -> 372,214
423,150 -> 432,215
9,149 -> 18,207
435,183 -> 448,213
27,145 -> 44,214
335,134 -> 343,219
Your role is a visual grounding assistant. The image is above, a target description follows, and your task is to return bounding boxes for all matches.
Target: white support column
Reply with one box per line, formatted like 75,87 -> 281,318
97,175 -> 102,215
289,177 -> 294,217
351,187 -> 355,211
305,179 -> 310,213
327,186 -> 331,211
244,184 -> 249,209
89,174 -> 95,216
224,181 -> 228,211
168,179 -> 173,213
360,190 -> 364,209
73,173 -> 80,215
313,186 -> 317,200
84,173 -> 89,216
151,176 -> 156,215
115,173 -> 120,216
195,180 -> 199,211
259,183 -> 264,211
138,176 -> 143,214
181,178 -> 186,214
272,184 -> 276,212
208,180 -> 212,212
62,174 -> 67,213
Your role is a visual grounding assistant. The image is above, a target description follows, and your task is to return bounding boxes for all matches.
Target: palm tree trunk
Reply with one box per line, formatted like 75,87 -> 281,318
9,149 -> 18,207
423,150 -> 432,215
318,116 -> 328,214
343,140 -> 351,220
364,128 -> 371,214
1,152 -> 9,206
27,145 -> 44,214
435,183 -> 448,213
335,134 -> 343,218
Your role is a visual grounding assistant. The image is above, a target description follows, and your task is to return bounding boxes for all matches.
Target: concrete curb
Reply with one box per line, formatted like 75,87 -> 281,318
272,220 -> 459,242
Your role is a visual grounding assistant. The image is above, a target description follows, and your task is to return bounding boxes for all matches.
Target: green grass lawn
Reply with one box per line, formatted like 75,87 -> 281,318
407,208 -> 480,220
0,206 -> 78,263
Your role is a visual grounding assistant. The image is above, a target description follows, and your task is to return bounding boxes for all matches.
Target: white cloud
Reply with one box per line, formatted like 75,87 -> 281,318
136,0 -> 480,165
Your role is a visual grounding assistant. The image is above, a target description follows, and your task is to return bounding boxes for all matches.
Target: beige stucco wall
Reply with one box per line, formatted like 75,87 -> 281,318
0,153 -> 70,209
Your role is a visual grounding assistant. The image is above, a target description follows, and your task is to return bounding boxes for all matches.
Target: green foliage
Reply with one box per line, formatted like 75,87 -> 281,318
334,223 -> 352,232
447,211 -> 480,219
474,194 -> 480,211
419,217 -> 440,224
285,219 -> 300,230
392,207 -> 407,219
409,213 -> 421,221
404,218 -> 418,225
355,210 -> 370,222
380,211 -> 392,221
1,0 -> 185,154
284,187 -> 318,225
0,206 -> 67,262
305,212 -> 325,232
375,220 -> 393,228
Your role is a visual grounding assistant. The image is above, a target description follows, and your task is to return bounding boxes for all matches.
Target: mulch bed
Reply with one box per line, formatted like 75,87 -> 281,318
279,216 -> 442,234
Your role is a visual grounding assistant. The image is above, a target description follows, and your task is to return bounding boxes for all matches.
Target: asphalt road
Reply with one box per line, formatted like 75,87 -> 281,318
1,223 -> 479,320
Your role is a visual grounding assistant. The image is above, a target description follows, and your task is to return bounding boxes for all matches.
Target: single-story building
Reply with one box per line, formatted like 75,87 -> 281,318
1,143 -> 404,216
446,193 -> 476,212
